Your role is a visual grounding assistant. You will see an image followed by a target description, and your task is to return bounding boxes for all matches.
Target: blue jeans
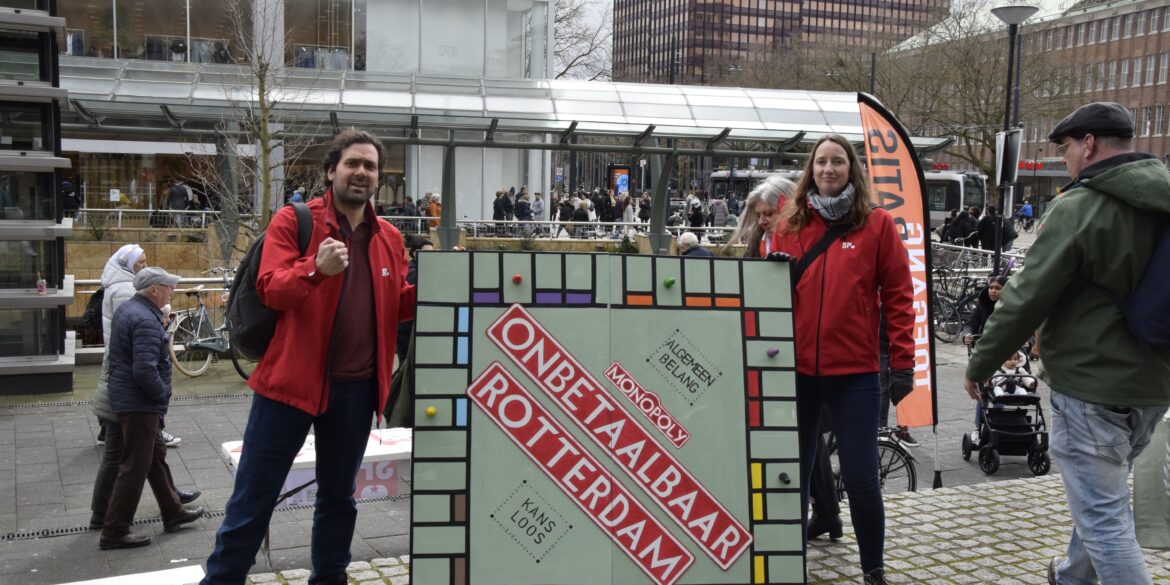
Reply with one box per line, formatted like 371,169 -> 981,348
202,380 -> 377,585
1049,391 -> 1168,585
797,373 -> 884,573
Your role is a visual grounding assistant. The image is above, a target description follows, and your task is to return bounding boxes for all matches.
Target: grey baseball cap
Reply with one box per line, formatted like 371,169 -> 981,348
133,267 -> 181,291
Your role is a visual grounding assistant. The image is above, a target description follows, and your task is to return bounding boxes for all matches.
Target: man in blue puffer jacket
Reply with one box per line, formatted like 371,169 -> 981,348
100,267 -> 204,550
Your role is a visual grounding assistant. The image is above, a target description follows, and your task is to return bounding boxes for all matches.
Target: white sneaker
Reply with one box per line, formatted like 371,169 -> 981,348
162,430 -> 182,448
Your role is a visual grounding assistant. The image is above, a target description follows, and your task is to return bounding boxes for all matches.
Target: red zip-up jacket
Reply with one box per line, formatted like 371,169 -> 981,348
770,208 -> 915,377
248,191 -> 416,417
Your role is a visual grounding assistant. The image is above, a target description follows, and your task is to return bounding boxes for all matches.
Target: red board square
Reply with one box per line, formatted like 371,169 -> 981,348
744,310 -> 757,338
748,400 -> 761,428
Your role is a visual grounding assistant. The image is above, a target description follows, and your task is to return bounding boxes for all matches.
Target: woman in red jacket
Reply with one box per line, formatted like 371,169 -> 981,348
771,134 -> 915,585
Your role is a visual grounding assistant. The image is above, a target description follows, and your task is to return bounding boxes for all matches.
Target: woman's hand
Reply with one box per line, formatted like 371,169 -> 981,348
962,334 -> 973,345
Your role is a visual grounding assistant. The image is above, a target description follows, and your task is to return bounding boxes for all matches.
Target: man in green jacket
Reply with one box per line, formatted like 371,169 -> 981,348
963,102 -> 1170,585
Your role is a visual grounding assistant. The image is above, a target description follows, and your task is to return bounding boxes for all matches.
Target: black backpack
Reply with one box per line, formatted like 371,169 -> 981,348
1099,226 -> 1170,347
82,287 -> 105,335
226,202 -> 313,360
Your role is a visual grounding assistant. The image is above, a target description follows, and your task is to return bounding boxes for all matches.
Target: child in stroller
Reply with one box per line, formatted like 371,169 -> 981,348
963,341 -> 1050,476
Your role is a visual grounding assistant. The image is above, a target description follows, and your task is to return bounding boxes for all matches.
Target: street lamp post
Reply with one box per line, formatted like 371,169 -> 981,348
991,3 -> 1039,274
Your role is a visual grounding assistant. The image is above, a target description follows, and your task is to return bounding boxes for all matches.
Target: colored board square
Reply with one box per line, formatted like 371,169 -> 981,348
742,261 -> 790,309
456,337 -> 469,365
414,461 -> 467,491
413,525 -> 467,555
503,254 -> 533,304
761,371 -> 797,399
458,307 -> 470,333
749,401 -> 761,427
745,340 -> 795,369
564,254 -> 593,291
714,259 -> 742,295
746,370 -> 760,397
535,254 -> 563,289
767,555 -> 804,582
751,524 -> 803,552
683,257 -> 712,294
415,337 -> 455,365
416,306 -> 456,333
750,430 -> 800,460
744,311 -> 758,338
761,400 -> 797,428
416,399 -> 452,426
417,252 -> 470,303
413,430 -> 467,459
765,492 -> 801,521
534,291 -> 563,304
416,368 -> 470,396
623,255 -> 652,292
757,311 -> 794,338
455,398 -> 468,426
763,462 -> 802,490
414,494 -> 452,523
473,290 -> 502,304
409,557 -> 450,585
474,252 -> 501,289
653,257 -> 682,307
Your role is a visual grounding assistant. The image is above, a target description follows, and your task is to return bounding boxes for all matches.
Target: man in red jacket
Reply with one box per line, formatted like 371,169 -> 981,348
202,129 -> 416,585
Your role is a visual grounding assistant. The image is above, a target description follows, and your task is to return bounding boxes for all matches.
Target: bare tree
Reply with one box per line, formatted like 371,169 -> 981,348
180,0 -> 328,265
554,0 -> 613,81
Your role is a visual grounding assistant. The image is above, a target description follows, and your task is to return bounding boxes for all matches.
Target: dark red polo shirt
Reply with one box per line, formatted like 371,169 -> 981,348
329,212 -> 376,382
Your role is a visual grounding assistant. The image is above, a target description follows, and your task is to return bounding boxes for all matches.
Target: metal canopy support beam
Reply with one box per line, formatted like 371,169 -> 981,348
647,137 -> 678,255
485,118 -> 498,142
329,111 -> 340,135
437,131 -> 459,250
774,131 -> 806,153
71,100 -> 102,126
559,121 -> 577,144
409,115 -> 419,138
633,124 -> 656,148
706,127 -> 731,150
160,105 -> 184,130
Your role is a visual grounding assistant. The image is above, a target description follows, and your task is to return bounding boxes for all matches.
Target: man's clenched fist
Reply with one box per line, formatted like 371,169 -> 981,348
315,237 -> 349,276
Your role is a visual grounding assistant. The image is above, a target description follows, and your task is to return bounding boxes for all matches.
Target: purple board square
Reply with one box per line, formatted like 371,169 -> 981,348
535,292 -> 563,304
472,291 -> 501,304
565,292 -> 592,304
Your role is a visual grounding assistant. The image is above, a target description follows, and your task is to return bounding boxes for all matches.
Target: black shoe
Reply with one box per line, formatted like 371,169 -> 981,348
310,573 -> 349,585
163,506 -> 205,533
99,532 -> 151,549
177,489 -> 201,504
807,514 -> 843,541
88,515 -> 104,530
1048,557 -> 1062,584
896,426 -> 920,447
863,568 -> 888,585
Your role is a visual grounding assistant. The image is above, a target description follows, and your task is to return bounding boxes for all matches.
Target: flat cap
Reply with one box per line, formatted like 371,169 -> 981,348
1048,102 -> 1134,143
134,266 -> 181,291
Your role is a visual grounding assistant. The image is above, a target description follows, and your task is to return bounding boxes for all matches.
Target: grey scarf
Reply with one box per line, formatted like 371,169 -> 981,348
808,184 -> 856,222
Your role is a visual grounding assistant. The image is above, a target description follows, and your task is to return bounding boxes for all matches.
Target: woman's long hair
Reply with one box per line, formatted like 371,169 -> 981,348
780,134 -> 873,234
724,174 -> 796,256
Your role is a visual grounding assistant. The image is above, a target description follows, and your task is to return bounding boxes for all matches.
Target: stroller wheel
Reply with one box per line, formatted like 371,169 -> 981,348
1028,450 -> 1051,476
961,433 -> 973,461
978,446 -> 999,475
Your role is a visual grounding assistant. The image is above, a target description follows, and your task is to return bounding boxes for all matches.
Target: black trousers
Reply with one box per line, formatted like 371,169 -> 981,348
101,412 -> 183,537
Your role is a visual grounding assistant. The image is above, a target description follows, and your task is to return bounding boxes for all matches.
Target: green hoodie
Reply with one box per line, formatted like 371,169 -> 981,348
966,154 -> 1170,406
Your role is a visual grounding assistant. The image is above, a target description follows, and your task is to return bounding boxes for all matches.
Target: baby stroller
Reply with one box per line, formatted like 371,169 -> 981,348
962,346 -> 1050,476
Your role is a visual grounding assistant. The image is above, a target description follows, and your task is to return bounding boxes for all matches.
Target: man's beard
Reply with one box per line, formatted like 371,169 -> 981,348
334,181 -> 375,206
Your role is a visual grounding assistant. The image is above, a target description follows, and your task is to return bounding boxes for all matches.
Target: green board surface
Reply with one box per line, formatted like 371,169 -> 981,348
412,252 -> 801,585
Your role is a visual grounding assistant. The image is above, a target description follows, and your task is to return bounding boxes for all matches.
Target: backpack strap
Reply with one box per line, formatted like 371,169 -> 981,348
792,224 -> 847,283
290,201 -> 313,256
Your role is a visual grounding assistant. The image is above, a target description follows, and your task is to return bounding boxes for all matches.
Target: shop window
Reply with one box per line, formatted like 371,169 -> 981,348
285,0 -> 353,70
118,1 -> 187,61
486,0 -> 549,78
0,0 -> 42,9
0,239 -> 57,289
0,308 -> 59,358
0,28 -> 45,82
0,101 -> 48,151
0,171 -> 54,221
58,1 -> 115,58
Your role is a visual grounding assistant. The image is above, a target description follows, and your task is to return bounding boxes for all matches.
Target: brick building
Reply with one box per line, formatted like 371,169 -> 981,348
612,0 -> 949,85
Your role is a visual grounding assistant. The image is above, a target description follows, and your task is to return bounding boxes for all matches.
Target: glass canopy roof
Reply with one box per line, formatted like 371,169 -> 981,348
59,56 -> 950,149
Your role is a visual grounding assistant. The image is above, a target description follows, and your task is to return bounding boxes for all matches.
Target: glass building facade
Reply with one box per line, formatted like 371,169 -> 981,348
0,0 -> 75,394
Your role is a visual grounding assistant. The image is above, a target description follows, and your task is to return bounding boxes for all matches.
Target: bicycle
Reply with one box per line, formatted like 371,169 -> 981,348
1013,214 -> 1035,234
932,269 -> 987,343
167,268 -> 257,380
826,426 -> 918,501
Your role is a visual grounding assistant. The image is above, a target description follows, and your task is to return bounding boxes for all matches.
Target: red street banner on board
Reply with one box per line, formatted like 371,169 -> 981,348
858,92 -> 939,429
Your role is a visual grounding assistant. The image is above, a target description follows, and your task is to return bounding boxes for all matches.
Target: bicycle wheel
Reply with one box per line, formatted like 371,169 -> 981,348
229,334 -> 258,380
932,295 -> 961,343
169,314 -> 212,377
876,440 -> 917,494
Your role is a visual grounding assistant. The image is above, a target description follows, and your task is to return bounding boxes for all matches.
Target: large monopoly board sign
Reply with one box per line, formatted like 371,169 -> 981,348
410,252 -> 802,585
